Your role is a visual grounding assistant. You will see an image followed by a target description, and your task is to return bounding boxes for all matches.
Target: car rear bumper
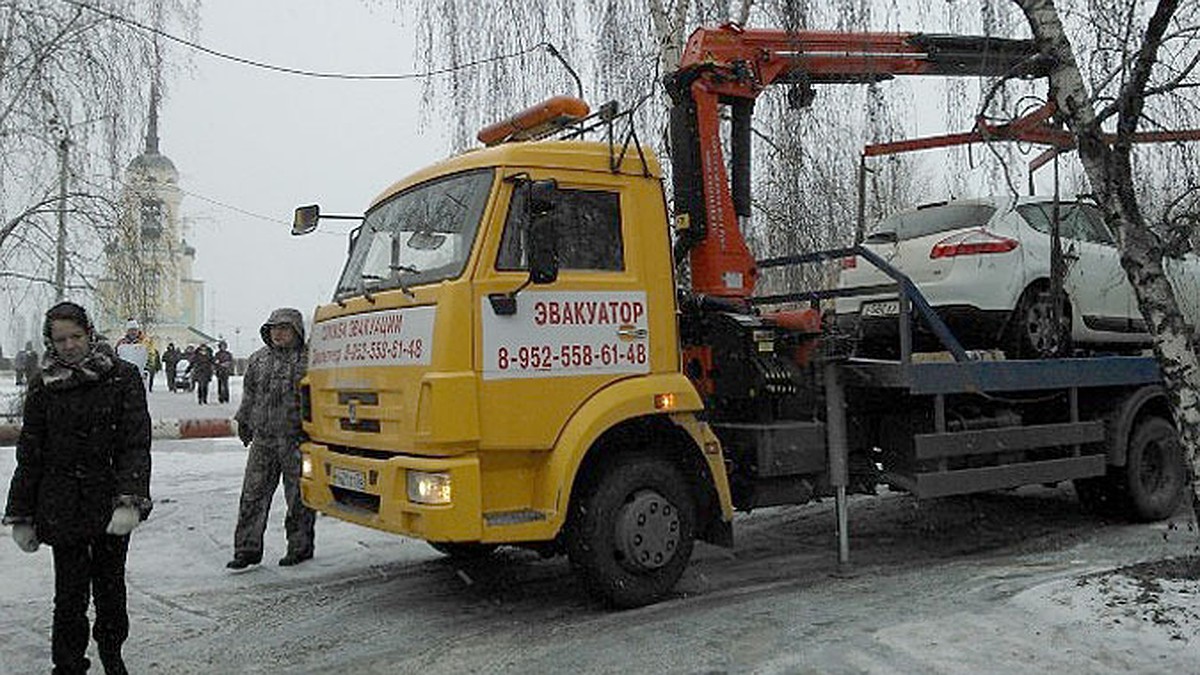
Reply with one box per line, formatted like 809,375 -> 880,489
836,305 -> 1010,356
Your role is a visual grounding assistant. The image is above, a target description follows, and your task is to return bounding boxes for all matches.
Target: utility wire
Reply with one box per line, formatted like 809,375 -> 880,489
72,161 -> 351,239
64,0 -> 549,80
177,187 -> 286,226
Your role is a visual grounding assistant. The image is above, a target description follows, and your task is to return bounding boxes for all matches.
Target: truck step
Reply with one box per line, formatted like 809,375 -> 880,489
914,421 -> 1104,459
896,454 -> 1107,499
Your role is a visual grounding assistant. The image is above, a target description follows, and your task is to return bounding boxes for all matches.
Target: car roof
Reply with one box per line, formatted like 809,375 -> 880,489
866,195 -> 1097,242
909,194 -> 1095,209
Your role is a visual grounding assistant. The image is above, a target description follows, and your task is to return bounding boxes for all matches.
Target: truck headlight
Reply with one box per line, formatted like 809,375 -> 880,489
301,452 -> 313,479
407,470 -> 451,505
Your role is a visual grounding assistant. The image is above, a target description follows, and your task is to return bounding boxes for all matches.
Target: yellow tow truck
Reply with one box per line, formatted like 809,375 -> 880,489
293,26 -> 1186,607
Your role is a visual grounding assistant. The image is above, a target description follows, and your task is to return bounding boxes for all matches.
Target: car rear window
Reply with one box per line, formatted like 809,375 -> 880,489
865,203 -> 997,242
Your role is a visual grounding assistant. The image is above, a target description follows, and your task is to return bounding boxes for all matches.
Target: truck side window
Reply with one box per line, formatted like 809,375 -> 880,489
497,187 -> 624,272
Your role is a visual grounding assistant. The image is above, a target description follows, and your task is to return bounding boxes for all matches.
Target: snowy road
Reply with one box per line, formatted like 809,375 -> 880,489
2,439 -> 1198,673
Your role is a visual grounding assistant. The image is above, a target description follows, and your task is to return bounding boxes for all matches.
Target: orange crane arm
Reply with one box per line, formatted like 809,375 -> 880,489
667,24 -> 1052,299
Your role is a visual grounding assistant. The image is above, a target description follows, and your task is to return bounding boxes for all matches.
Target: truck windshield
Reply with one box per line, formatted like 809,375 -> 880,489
335,168 -> 495,298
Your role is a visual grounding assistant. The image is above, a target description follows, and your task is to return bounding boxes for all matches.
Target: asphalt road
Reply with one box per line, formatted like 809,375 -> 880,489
144,376 -> 241,421
2,374 -> 1198,673
0,370 -> 241,423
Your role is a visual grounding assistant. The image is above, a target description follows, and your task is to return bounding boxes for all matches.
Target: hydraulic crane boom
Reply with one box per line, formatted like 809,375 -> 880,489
666,24 -> 1052,299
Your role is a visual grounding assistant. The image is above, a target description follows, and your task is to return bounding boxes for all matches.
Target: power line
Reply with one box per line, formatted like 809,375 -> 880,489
64,0 -> 549,81
176,187 -> 285,226
69,160 -> 280,226
70,150 -> 352,236
178,187 -> 354,239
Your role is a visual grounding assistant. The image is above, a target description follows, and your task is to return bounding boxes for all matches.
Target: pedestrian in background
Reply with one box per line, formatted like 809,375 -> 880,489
187,343 -> 215,405
227,308 -> 314,569
146,342 -> 161,393
3,301 -> 152,675
13,341 -> 34,386
115,319 -> 149,389
214,340 -> 234,404
162,343 -> 180,393
22,343 -> 40,387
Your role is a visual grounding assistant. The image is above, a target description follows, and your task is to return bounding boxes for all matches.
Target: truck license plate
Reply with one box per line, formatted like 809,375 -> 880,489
861,300 -> 900,317
331,466 -> 366,492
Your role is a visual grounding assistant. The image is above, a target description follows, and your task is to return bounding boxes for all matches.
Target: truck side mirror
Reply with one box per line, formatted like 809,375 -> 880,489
293,205 -> 320,236
526,179 -> 560,284
528,213 -> 559,284
529,179 -> 558,217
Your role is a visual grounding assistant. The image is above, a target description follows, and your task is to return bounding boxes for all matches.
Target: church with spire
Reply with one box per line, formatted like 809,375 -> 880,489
96,85 -> 209,349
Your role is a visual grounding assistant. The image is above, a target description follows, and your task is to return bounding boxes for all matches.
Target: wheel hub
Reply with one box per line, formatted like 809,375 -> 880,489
1139,439 -> 1166,491
614,489 -> 680,572
1024,293 -> 1066,356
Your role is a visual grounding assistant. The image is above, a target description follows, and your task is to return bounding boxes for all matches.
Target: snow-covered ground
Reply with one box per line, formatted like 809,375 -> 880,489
1,437 -> 435,673
0,437 -> 1197,673
0,369 -> 244,424
1,371 -> 1198,673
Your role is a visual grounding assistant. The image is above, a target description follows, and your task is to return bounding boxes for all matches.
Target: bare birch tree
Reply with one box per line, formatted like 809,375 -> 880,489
403,0 -> 938,269
0,0 -> 197,310
1015,0 -> 1200,522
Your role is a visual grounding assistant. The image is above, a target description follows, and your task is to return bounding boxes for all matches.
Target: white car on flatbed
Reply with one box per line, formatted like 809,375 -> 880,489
836,196 -> 1200,358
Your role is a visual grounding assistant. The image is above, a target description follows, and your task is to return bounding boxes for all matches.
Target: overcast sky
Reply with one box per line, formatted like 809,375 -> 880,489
160,0 -> 436,355
151,1 -> 1075,358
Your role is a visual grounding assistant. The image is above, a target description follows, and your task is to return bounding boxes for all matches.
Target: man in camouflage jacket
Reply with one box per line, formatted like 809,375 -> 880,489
227,307 -> 315,569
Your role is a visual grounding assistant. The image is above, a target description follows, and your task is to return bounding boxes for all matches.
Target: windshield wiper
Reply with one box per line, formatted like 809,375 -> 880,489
358,274 -> 383,304
362,271 -> 416,300
388,265 -> 419,299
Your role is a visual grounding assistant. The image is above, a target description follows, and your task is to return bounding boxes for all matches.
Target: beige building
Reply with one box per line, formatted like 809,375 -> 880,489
97,88 -> 210,349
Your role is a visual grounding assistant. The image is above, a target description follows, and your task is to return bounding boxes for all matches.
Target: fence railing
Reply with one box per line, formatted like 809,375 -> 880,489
752,244 -> 970,364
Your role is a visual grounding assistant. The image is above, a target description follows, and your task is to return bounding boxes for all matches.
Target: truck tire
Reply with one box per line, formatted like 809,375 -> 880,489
1120,416 -> 1187,521
566,454 -> 696,609
429,542 -> 499,559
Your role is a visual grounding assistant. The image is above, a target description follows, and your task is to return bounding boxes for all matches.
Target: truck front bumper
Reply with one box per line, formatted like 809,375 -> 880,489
299,441 -> 483,541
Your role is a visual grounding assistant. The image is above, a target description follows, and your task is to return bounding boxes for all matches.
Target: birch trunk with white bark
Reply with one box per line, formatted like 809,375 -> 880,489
1016,0 -> 1200,524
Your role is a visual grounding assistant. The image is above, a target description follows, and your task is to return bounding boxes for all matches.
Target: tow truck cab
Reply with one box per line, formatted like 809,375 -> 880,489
297,139 -> 731,551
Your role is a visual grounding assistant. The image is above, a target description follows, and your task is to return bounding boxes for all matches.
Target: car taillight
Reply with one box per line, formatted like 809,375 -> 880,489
929,229 -> 1019,259
841,255 -> 857,270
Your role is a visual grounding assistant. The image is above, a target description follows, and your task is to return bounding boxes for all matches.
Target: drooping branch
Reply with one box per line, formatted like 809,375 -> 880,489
1016,0 -> 1200,530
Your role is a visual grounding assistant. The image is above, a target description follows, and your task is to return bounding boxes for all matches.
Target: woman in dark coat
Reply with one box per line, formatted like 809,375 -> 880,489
3,301 -> 152,675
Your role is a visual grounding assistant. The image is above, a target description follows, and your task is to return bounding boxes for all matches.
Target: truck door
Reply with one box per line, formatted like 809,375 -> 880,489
472,174 -> 655,451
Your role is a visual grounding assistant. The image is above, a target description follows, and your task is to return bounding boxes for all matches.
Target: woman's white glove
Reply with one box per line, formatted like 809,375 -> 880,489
12,523 -> 39,552
106,506 -> 141,536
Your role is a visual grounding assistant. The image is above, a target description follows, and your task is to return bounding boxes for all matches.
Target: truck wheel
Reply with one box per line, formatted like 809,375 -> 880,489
429,542 -> 499,560
1121,416 -> 1187,521
566,454 -> 696,609
1006,287 -> 1070,359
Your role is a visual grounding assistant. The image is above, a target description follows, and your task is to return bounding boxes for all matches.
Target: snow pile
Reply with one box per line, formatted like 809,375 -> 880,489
1018,559 -> 1200,649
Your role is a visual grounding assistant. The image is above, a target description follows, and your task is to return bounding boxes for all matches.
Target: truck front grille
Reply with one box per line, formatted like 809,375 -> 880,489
331,486 -> 380,513
339,418 -> 381,433
329,445 -> 395,460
